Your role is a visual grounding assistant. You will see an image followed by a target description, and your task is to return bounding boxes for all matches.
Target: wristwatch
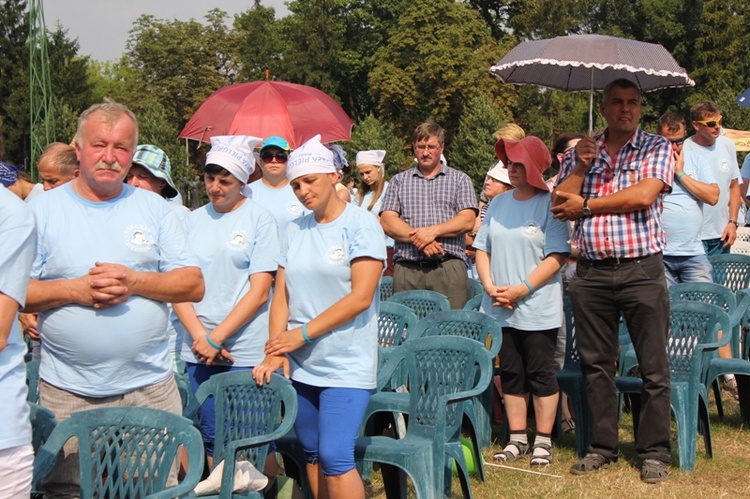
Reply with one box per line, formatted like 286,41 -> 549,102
582,198 -> 592,217
729,220 -> 739,227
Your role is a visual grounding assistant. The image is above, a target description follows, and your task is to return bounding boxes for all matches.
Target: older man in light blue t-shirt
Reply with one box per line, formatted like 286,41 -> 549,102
25,99 -> 204,498
658,113 -> 719,285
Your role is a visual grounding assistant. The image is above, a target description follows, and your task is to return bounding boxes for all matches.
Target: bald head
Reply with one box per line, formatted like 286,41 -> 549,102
38,142 -> 79,190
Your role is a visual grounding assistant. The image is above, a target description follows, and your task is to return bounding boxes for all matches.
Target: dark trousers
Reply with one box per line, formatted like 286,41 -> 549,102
568,253 -> 671,464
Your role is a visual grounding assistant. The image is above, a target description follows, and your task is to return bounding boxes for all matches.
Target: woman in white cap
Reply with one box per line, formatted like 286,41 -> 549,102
253,135 -> 386,499
356,149 -> 395,274
172,135 -> 279,470
473,137 -> 570,467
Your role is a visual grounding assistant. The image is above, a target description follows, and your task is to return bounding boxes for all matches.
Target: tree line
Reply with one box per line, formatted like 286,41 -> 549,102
1,0 -> 748,194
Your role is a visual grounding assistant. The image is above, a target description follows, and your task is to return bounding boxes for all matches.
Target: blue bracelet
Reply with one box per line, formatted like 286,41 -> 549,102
522,279 -> 535,295
205,333 -> 222,350
676,172 -> 687,181
302,323 -> 312,344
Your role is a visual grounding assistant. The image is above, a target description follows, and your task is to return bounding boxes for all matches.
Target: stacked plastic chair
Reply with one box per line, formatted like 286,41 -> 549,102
387,290 -> 450,320
667,301 -> 729,471
356,336 -> 493,499
380,276 -> 394,302
187,371 -> 300,499
33,406 -> 204,499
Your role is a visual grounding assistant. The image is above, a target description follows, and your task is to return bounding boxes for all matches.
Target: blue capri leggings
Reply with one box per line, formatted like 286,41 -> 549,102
292,381 -> 372,476
186,363 -> 252,457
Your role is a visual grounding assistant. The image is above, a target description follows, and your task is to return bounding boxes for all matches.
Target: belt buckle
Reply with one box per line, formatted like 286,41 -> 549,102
615,255 -> 621,266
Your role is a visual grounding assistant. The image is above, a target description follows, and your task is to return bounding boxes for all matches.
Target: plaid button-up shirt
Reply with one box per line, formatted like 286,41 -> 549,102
557,128 -> 673,260
380,164 -> 477,262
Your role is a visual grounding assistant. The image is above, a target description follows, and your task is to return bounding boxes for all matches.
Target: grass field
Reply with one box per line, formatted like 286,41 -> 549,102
364,395 -> 750,498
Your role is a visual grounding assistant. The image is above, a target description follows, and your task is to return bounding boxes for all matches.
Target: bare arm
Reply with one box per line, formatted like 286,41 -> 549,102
380,210 -> 415,242
721,179 -> 742,247
0,293 -> 19,351
409,209 -> 476,250
551,178 -> 665,220
741,177 -> 750,208
673,149 -> 719,205
551,137 -> 597,205
253,267 -> 292,384
25,264 -> 204,313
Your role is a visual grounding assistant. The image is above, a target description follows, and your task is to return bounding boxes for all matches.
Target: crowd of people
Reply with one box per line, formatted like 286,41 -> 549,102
1,77 -> 750,497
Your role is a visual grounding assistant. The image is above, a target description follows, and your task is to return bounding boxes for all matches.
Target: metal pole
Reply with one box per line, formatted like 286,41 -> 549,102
589,68 -> 594,136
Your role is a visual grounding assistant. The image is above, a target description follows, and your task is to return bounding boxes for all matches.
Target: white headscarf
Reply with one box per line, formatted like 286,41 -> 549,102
356,150 -> 386,170
205,135 -> 263,197
286,135 -> 335,181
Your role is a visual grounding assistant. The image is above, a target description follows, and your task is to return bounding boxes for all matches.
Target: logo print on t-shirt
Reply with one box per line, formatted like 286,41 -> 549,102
228,230 -> 249,251
326,244 -> 347,265
124,225 -> 156,253
720,161 -> 729,173
522,221 -> 541,238
288,202 -> 303,215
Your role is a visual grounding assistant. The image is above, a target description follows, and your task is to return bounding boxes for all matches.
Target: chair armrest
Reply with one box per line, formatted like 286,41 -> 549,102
376,346 -> 406,391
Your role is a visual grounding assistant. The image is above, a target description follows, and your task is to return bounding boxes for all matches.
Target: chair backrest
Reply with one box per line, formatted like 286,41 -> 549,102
387,290 -> 450,319
468,278 -> 484,298
731,241 -> 750,255
380,276 -> 394,302
667,301 -> 730,377
379,336 -> 491,439
26,358 -> 40,403
562,296 -> 580,370
462,293 -> 482,311
709,254 -> 750,293
193,372 -> 297,471
29,402 -> 56,455
669,282 -> 737,319
378,301 -> 419,348
33,406 -> 204,499
408,310 -> 502,357
735,226 -> 750,244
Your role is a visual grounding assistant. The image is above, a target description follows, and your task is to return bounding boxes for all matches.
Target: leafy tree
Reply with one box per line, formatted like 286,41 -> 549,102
451,92 -> 509,194
233,0 -> 283,82
124,10 -> 239,127
369,0 -> 507,143
0,0 -> 28,162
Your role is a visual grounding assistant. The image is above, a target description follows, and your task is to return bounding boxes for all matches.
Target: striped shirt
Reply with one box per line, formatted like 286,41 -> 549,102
380,164 -> 477,262
557,128 -> 673,260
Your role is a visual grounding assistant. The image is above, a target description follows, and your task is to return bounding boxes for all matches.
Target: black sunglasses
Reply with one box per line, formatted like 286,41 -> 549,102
261,151 -> 288,162
670,137 -> 686,146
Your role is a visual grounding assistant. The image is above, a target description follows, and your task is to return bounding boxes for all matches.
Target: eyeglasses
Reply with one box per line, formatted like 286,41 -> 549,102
261,151 -> 288,162
415,144 -> 441,152
696,117 -> 722,128
669,137 -> 686,145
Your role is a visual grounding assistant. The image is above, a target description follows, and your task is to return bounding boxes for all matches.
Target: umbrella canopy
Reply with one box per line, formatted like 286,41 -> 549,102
490,34 -> 695,133
737,87 -> 750,107
179,81 -> 353,149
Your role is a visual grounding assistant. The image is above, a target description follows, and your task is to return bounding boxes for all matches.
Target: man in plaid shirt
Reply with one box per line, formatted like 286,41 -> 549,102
551,79 -> 673,483
380,121 -> 477,309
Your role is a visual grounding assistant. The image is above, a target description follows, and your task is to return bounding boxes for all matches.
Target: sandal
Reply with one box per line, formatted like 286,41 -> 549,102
561,418 -> 576,436
492,440 -> 530,462
641,459 -> 668,483
570,453 -> 613,475
530,442 -> 553,467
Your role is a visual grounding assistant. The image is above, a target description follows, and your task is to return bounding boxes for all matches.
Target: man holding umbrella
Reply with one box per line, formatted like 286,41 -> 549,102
551,78 -> 673,483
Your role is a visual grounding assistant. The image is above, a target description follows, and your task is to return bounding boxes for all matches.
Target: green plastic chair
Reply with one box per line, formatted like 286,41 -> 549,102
667,301 -> 729,471
29,402 -> 57,496
378,301 -> 419,349
387,290 -> 450,320
468,278 -> 484,299
356,335 -> 493,499
555,296 -> 591,457
380,276 -> 394,302
709,254 -> 750,294
26,358 -> 40,403
32,406 -> 204,499
186,371 -> 299,499
462,293 -> 483,311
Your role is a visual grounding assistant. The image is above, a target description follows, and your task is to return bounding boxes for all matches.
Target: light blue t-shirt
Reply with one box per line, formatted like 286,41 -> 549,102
663,151 -> 717,255
359,181 -> 394,247
166,202 -> 192,354
176,199 -> 279,367
279,203 -> 386,389
0,186 -> 34,450
473,191 -> 570,330
249,181 -> 308,237
29,183 -> 199,397
685,136 -> 741,239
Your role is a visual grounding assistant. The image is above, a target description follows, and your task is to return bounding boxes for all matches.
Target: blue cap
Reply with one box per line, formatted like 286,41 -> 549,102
261,136 -> 291,152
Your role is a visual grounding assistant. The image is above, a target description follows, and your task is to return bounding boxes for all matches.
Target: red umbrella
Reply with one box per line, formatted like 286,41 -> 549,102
179,81 -> 353,149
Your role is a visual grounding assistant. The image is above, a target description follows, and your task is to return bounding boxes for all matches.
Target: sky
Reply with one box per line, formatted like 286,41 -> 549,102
43,0 -> 289,62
